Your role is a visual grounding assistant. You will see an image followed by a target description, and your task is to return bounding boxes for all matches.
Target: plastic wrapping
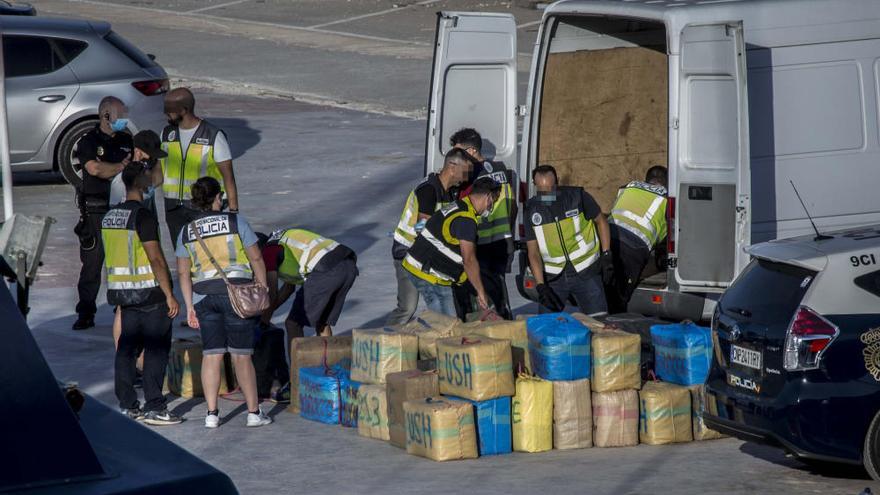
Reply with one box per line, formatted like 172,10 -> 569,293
553,378 -> 592,450
436,336 -> 514,401
288,335 -> 352,413
639,381 -> 693,445
340,379 -> 360,428
298,365 -> 352,425
351,328 -> 418,385
460,319 -> 531,371
591,329 -> 641,392
400,310 -> 462,359
387,370 -> 440,448
404,397 -> 478,461
527,313 -> 591,381
650,323 -> 712,386
357,384 -> 390,441
448,396 -> 512,455
592,389 -> 639,447
164,338 -> 230,398
512,374 -> 553,453
688,384 -> 726,441
571,312 -> 607,332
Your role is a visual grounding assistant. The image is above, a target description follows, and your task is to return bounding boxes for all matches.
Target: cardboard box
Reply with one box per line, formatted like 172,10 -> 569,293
164,338 -> 230,398
592,389 -> 639,447
340,379 -> 360,428
436,336 -> 514,401
288,335 -> 352,414
553,378 -> 592,450
357,384 -> 390,441
351,328 -> 418,385
591,329 -> 641,393
386,370 -> 440,448
460,319 -> 531,371
512,375 -> 553,453
404,397 -> 478,461
639,381 -> 693,445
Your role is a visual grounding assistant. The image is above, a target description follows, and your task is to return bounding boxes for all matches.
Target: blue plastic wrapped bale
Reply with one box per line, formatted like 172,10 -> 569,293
526,313 -> 591,381
298,365 -> 352,425
650,323 -> 712,386
340,379 -> 361,428
448,395 -> 512,456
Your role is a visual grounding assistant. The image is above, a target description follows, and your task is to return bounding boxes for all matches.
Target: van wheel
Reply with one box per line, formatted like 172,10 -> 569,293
56,119 -> 99,188
863,410 -> 880,481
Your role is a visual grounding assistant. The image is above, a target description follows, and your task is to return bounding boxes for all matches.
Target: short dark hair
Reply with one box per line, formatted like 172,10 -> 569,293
443,147 -> 472,168
121,161 -> 150,192
532,164 -> 558,183
645,165 -> 668,186
191,177 -> 222,211
470,176 -> 502,197
449,128 -> 482,152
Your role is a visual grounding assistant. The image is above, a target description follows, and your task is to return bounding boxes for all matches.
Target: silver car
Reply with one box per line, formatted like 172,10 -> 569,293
4,16 -> 168,186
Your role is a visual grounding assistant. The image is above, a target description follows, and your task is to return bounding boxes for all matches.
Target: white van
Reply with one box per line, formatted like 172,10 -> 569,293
424,0 -> 880,320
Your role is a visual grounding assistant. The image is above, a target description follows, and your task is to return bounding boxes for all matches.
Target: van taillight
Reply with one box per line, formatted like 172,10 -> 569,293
783,306 -> 838,371
666,196 -> 676,255
132,79 -> 169,96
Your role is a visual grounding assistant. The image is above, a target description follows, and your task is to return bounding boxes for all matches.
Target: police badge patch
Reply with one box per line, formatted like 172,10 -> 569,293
97,146 -> 104,157
531,213 -> 542,225
168,130 -> 176,141
861,327 -> 880,381
483,161 -> 494,173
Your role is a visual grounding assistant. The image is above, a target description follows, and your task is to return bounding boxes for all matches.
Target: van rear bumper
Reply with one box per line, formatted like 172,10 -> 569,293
628,286 -> 707,321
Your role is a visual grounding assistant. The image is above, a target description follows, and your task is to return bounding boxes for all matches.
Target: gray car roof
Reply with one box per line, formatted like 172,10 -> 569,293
0,16 -> 110,39
747,225 -> 880,272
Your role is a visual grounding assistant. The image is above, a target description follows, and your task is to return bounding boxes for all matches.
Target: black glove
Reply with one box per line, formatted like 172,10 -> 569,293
600,250 -> 614,285
536,283 -> 565,312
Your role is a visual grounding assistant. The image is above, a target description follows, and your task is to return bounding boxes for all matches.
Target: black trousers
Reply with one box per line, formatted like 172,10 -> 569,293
452,265 -> 512,321
76,213 -> 105,318
605,231 -> 651,315
115,302 -> 172,412
165,203 -> 198,250
253,327 -> 289,398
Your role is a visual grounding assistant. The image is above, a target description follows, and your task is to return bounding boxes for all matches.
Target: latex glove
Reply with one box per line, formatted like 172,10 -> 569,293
601,250 -> 614,285
536,283 -> 565,312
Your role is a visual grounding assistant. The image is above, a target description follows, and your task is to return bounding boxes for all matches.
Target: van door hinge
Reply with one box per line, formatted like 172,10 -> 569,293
671,117 -> 679,130
516,105 -> 528,117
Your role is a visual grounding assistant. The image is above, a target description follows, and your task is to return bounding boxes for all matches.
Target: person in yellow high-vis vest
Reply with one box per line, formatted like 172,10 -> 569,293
605,166 -> 668,313
102,161 -> 181,425
155,88 -> 239,249
525,165 -> 613,316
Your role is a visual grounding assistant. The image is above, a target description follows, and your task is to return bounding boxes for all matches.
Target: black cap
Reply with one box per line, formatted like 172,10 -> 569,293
133,130 -> 167,159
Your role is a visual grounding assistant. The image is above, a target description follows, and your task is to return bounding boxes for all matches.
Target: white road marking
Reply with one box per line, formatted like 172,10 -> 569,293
187,0 -> 250,14
307,0 -> 441,29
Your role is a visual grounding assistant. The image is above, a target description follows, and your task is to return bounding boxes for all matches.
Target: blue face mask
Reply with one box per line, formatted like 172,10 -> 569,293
110,118 -> 129,133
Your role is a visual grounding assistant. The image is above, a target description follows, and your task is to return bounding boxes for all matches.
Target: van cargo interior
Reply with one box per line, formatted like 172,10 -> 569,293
537,16 -> 668,285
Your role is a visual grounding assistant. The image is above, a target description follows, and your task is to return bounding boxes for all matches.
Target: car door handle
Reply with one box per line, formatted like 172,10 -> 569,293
38,95 -> 66,103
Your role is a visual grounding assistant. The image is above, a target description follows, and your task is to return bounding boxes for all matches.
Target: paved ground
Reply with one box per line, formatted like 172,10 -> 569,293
6,1 -> 880,493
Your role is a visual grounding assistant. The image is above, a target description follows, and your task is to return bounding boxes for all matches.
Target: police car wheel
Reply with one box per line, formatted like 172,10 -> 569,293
863,409 -> 880,481
56,119 -> 99,188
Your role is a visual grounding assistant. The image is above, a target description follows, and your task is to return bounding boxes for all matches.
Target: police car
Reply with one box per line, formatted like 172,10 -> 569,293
703,225 -> 880,479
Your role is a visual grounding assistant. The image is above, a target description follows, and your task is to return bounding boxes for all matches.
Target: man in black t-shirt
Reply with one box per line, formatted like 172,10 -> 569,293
73,96 -> 133,330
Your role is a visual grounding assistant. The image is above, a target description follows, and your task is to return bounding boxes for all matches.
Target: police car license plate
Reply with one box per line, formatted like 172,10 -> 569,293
730,345 -> 762,370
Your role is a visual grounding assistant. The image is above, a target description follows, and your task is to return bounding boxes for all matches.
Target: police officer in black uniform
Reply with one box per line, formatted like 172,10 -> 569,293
73,96 -> 133,330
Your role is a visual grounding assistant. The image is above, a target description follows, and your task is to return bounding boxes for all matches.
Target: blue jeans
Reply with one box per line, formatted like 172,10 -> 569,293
195,293 -> 257,355
408,273 -> 456,317
540,266 -> 608,316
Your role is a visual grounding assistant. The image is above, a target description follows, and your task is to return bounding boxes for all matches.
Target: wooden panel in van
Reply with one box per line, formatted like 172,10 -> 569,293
538,46 -> 667,211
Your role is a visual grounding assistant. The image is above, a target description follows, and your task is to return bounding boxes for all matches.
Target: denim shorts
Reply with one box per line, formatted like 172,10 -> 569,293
195,293 -> 257,355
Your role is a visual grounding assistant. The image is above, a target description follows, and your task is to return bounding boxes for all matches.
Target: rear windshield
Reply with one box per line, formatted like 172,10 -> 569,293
104,31 -> 154,68
720,258 -> 815,324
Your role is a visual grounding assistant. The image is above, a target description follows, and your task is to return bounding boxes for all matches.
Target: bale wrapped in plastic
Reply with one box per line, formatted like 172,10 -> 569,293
288,335 -> 352,413
527,313 -> 591,381
512,374 -> 553,453
571,312 -> 607,332
357,384 -> 390,441
688,384 -> 726,441
436,336 -> 514,401
460,319 -> 531,371
448,395 -> 512,455
592,389 -> 639,447
298,365 -> 352,425
592,329 -> 641,392
515,314 -> 535,321
639,381 -> 693,445
164,337 -> 231,398
387,370 -> 440,448
404,397 -> 478,461
553,378 -> 592,450
351,328 -> 418,385
340,379 -> 361,428
650,323 -> 712,386
400,310 -> 462,359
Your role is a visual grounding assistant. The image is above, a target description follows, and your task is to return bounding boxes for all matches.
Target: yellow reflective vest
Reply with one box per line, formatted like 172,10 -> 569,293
180,212 -> 252,286
526,186 -> 600,276
393,173 -> 449,256
609,181 -> 667,249
270,228 -> 340,285
403,198 -> 478,286
476,166 -> 516,245
101,203 -> 160,306
161,121 -> 225,203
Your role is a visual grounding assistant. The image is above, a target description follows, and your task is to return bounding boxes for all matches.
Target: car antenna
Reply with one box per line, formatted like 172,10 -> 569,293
790,180 -> 832,241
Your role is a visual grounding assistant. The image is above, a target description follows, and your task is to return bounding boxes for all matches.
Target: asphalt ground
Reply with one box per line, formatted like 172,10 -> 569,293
6,1 -> 880,493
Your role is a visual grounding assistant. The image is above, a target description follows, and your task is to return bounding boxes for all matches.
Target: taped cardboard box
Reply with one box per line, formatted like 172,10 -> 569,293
164,337 -> 230,398
553,378 -> 592,450
650,323 -> 712,386
512,374 -> 553,453
351,328 -> 418,385
401,310 -> 463,359
387,370 -> 440,448
639,381 -> 693,445
436,336 -> 514,401
448,396 -> 512,456
460,319 -> 531,371
357,384 -> 390,441
288,335 -> 352,414
404,397 -> 478,461
340,379 -> 360,428
527,313 -> 591,381
688,384 -> 726,441
592,329 -> 641,393
298,365 -> 352,425
592,389 -> 639,447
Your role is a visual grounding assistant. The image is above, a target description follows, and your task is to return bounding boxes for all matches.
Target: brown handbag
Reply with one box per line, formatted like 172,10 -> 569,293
191,221 -> 270,318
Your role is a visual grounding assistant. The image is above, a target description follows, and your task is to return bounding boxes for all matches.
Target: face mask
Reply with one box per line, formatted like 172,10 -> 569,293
538,192 -> 557,203
143,186 -> 155,202
110,118 -> 129,133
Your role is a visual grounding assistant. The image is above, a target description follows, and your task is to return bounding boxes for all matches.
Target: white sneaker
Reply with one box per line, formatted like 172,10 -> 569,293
246,408 -> 272,427
205,410 -> 220,429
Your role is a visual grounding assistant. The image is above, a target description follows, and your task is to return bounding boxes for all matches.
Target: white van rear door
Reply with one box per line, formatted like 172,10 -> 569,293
675,22 -> 751,288
425,12 -> 518,174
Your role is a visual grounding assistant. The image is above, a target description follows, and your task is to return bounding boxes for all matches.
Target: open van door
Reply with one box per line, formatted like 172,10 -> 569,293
674,22 -> 751,289
425,12 -> 518,174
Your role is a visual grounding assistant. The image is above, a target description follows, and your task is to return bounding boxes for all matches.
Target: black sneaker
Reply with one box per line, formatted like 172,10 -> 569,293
123,407 -> 144,420
72,316 -> 95,330
143,409 -> 183,426
271,382 -> 290,404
